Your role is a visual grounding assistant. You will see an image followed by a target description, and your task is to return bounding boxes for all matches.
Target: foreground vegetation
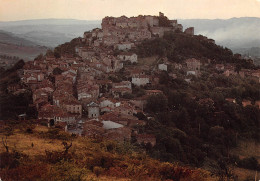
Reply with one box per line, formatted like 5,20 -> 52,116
0,121 -> 213,181
0,30 -> 259,180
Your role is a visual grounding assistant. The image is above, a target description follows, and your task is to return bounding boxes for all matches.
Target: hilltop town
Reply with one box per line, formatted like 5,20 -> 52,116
1,12 -> 260,180
4,13 -> 193,144
2,12 -> 260,146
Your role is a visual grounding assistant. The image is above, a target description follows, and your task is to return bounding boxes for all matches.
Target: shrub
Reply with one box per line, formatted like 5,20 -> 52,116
93,166 -> 104,177
238,157 -> 259,170
0,151 -> 28,169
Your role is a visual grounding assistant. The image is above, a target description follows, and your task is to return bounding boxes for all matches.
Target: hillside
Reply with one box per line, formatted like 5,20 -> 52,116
0,31 -> 47,61
0,122 -> 212,181
1,14 -> 259,181
135,31 -> 254,68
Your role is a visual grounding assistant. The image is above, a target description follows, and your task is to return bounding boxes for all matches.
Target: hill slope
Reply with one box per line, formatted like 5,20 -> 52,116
0,123 -> 212,181
0,31 -> 47,61
0,30 -> 37,46
0,19 -> 101,47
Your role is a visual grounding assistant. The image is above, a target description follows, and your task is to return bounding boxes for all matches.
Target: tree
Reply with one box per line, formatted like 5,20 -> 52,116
46,49 -> 54,56
146,94 -> 168,113
53,67 -> 63,75
35,53 -> 43,60
2,136 -> 9,152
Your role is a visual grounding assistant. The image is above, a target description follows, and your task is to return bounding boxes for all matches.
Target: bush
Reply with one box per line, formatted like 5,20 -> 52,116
0,151 -> 28,169
238,157 -> 259,170
93,166 -> 104,177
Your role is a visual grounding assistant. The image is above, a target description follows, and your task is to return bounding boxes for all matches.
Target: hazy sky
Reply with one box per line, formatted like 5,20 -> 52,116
0,0 -> 260,21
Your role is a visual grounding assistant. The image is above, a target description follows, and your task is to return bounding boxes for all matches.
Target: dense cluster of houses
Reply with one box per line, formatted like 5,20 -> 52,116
82,12 -> 194,51
8,12 -> 260,147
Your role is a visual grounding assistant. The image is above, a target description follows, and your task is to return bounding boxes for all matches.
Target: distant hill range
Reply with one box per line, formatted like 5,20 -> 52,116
0,18 -> 259,59
0,19 -> 101,48
178,17 -> 260,58
0,30 -> 48,61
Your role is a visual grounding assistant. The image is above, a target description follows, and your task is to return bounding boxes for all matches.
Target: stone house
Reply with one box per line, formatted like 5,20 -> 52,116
136,134 -> 156,147
117,52 -> 138,63
129,96 -> 148,111
103,35 -> 119,46
216,64 -> 225,71
184,27 -> 194,35
112,81 -> 132,90
82,120 -> 105,138
114,42 -> 133,50
242,100 -> 252,107
80,48 -> 96,59
96,79 -> 113,95
185,58 -> 200,71
55,112 -> 76,124
132,75 -> 150,86
111,87 -> 132,98
87,101 -> 100,118
64,101 -> 82,116
146,90 -> 163,96
223,66 -> 237,77
32,88 -> 49,104
99,98 -> 120,110
77,83 -> 99,101
102,56 -> 123,72
38,104 -> 75,125
177,24 -> 183,32
173,63 -> 182,70
114,102 -> 135,116
187,71 -> 196,76
38,104 -> 57,123
104,127 -> 131,142
185,58 -> 200,76
55,122 -> 68,132
158,63 -> 167,71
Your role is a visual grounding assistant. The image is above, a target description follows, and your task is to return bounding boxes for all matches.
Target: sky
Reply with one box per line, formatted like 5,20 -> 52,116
0,0 -> 260,21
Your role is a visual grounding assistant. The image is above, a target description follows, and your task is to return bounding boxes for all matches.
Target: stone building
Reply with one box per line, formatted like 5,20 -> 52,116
87,102 -> 100,118
158,63 -> 167,71
185,58 -> 200,72
132,75 -> 150,86
118,52 -> 138,63
184,27 -> 194,35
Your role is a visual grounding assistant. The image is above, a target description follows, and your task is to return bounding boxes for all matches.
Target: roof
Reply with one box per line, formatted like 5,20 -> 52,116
136,134 -> 156,140
185,58 -> 200,63
87,101 -> 99,107
118,52 -> 137,56
146,90 -> 163,94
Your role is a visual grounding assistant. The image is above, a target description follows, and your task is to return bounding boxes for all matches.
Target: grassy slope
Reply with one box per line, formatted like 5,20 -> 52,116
0,123 -> 215,181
